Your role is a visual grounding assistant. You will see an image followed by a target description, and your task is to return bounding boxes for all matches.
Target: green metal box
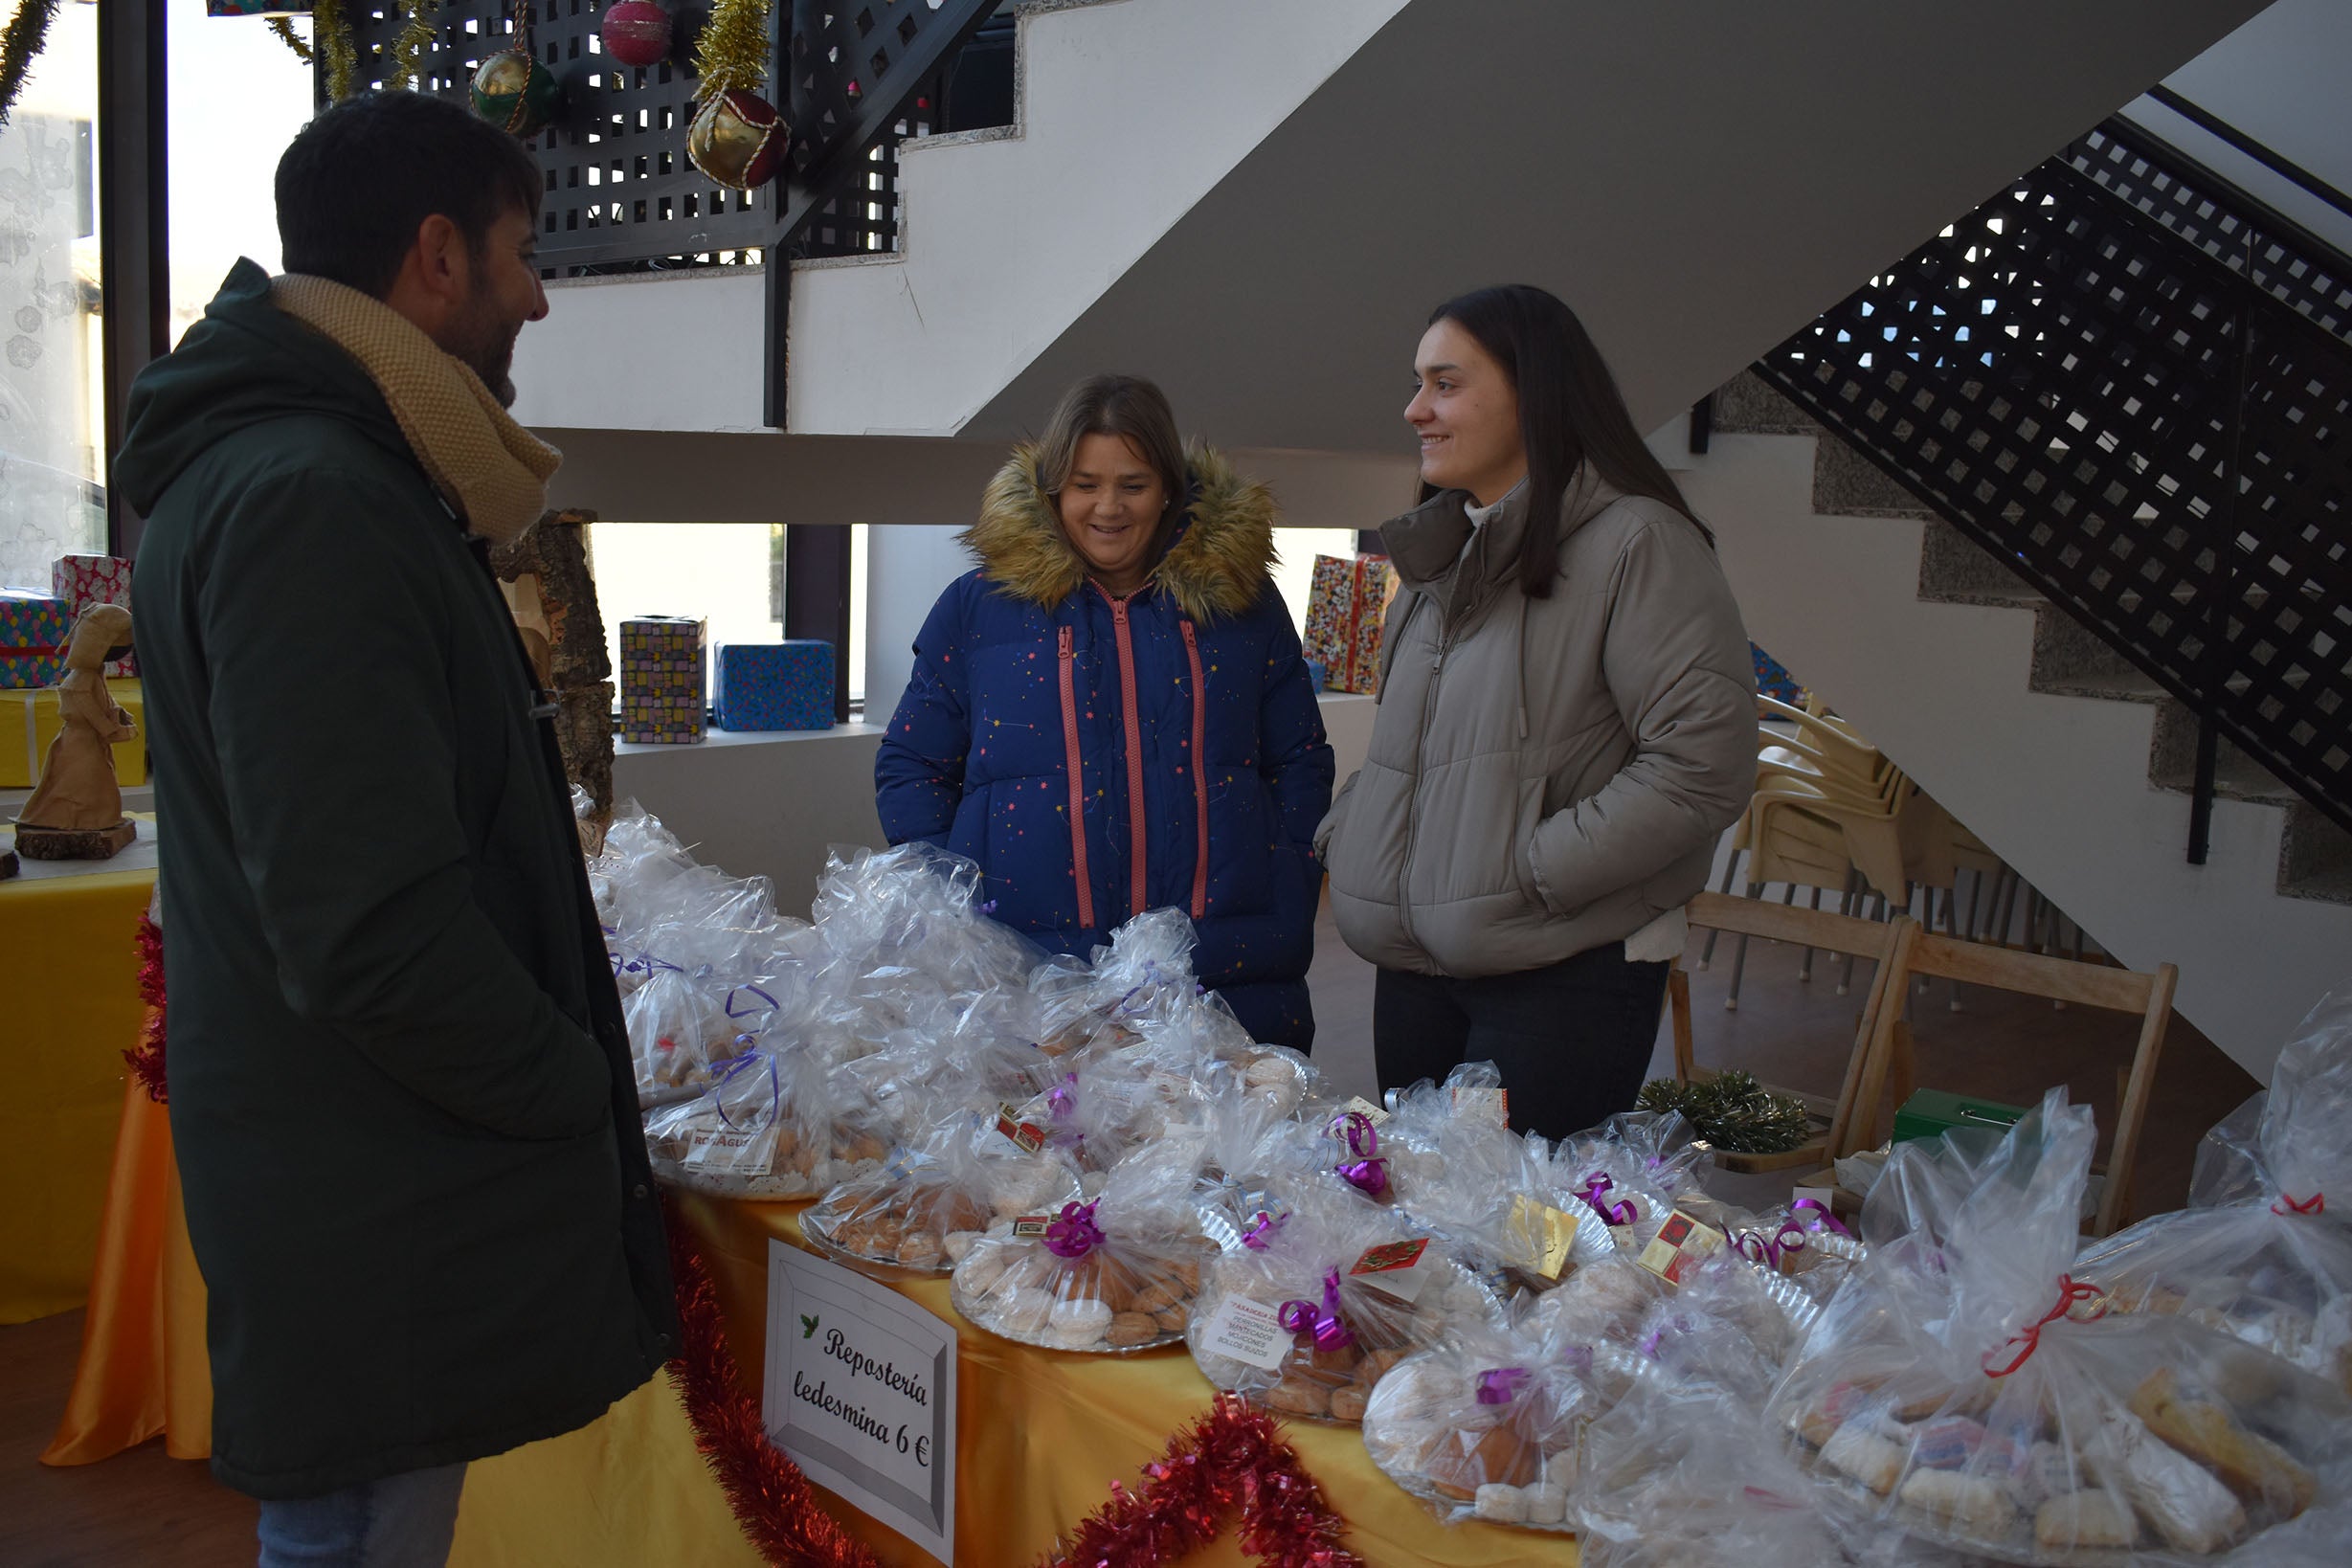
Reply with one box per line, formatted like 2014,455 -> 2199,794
1892,1088 -> 2028,1144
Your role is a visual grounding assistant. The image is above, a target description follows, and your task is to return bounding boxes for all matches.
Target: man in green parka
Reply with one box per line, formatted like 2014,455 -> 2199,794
122,91 -> 674,1564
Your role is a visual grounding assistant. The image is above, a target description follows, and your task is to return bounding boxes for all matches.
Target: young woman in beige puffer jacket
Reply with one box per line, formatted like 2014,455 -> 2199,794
1315,285 -> 1757,1138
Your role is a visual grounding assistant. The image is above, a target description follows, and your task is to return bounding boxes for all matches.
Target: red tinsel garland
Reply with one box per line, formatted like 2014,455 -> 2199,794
1041,1395 -> 1364,1568
125,913 -> 168,1104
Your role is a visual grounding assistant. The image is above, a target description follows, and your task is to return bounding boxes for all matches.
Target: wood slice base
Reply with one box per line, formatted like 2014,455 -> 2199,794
11,818 -> 138,861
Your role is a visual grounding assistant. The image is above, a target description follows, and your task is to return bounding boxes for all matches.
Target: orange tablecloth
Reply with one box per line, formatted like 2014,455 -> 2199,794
0,858 -> 156,1323
47,1098 -> 1570,1565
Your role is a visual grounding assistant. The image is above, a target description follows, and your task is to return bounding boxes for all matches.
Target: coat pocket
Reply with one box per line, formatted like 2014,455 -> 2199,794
1511,776 -> 1553,914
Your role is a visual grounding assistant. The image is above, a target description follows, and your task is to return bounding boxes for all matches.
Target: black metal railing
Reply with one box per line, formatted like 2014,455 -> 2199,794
1756,114 -> 2352,853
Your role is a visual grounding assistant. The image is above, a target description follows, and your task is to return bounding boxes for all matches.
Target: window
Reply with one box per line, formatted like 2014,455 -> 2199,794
168,1 -> 314,344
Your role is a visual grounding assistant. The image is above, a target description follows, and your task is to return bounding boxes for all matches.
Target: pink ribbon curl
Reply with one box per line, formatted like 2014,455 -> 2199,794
1789,1197 -> 1852,1237
1330,1111 -> 1389,1198
1241,1211 -> 1286,1251
2273,1191 -> 2326,1218
1576,1172 -> 1638,1226
1279,1268 -> 1355,1353
1043,1199 -> 1105,1259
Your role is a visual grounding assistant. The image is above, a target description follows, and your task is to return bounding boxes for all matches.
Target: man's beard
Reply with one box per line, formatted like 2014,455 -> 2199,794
440,288 -> 522,408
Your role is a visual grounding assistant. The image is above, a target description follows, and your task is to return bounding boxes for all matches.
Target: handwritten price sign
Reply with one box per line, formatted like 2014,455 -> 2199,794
764,1242 -> 957,1563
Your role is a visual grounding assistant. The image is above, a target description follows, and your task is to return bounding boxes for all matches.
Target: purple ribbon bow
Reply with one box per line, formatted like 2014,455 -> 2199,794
1476,1367 -> 1532,1405
709,1051 -> 779,1131
1576,1172 -> 1638,1226
1046,1072 -> 1079,1123
1043,1199 -> 1105,1259
725,984 -> 777,1019
1278,1268 -> 1355,1353
623,952 -> 683,978
1736,1220 -> 1809,1272
1331,1111 -> 1389,1198
1789,1198 -> 1851,1237
1241,1210 -> 1285,1250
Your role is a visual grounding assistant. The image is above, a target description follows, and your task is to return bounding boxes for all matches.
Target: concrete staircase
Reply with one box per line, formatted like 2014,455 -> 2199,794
1689,371 -> 2352,1079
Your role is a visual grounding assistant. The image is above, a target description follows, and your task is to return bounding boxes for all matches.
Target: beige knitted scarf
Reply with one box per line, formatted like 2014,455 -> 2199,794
272,273 -> 560,546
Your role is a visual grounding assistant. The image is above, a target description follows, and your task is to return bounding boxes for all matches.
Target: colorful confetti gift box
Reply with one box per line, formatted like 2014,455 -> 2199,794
1301,554 -> 1400,695
1,591 -> 73,691
51,553 -> 138,676
714,641 -> 835,731
619,616 -> 708,744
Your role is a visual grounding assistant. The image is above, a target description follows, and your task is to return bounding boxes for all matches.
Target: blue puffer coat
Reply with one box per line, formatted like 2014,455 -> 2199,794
876,446 -> 1334,1047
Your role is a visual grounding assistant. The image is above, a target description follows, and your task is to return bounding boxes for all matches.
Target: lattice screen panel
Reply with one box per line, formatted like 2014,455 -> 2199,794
1758,129 -> 2352,833
335,3 -> 775,275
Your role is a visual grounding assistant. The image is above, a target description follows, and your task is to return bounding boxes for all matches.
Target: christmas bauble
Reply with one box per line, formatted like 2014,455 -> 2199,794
688,89 -> 787,190
600,1 -> 673,69
470,49 -> 562,139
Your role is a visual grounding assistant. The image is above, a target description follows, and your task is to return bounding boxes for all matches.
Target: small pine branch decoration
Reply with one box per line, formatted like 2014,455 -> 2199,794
1638,1070 -> 1812,1154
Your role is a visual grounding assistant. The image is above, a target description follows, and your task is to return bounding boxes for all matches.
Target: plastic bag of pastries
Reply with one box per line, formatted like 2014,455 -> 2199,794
1397,1124 -> 1620,1297
622,958 -> 778,1095
1768,1088 -> 2352,1563
1362,1298 -> 1607,1530
1028,908 -> 1206,1058
1186,1180 -> 1500,1424
1537,1108 -> 1714,1248
2077,984 -> 2352,1396
950,1142 -> 1214,1353
804,1108 -> 1079,1276
644,1042 -> 894,1198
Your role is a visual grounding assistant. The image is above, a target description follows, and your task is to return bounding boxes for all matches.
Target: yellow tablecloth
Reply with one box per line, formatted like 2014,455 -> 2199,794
0,855 -> 155,1323
49,1096 -> 1570,1564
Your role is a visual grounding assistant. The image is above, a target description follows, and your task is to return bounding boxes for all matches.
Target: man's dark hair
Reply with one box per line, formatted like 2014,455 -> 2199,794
276,92 -> 544,298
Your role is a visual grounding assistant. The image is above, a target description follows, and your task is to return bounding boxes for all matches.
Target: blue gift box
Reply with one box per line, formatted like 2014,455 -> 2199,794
1304,659 -> 1327,695
715,641 -> 836,731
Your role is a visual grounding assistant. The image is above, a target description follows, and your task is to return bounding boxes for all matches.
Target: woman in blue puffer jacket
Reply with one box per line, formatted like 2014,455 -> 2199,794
875,375 -> 1335,1048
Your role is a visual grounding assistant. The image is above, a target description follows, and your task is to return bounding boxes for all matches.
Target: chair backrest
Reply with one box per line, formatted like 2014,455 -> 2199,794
1884,930 -> 2178,1237
1681,892 -> 1920,1156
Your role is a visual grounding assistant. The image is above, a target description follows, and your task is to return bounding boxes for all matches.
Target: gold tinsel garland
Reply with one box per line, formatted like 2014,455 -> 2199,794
693,0 -> 773,101
266,16 -> 313,65
0,0 -> 62,132
379,0 -> 438,93
268,2 -> 359,100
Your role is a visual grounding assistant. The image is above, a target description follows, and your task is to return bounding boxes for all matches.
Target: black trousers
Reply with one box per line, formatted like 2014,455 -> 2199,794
1373,942 -> 1671,1141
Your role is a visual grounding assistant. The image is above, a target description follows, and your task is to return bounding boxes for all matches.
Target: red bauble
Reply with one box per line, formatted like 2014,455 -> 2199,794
600,0 -> 673,69
688,88 -> 787,190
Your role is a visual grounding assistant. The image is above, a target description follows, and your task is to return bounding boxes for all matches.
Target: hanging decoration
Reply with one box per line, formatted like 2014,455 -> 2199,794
470,0 -> 561,138
687,0 -> 783,190
379,0 -> 439,93
0,0 -> 60,133
600,0 -> 672,71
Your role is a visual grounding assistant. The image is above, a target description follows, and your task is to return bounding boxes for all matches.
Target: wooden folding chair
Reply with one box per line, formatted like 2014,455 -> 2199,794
1853,930 -> 2177,1237
1669,891 -> 1921,1173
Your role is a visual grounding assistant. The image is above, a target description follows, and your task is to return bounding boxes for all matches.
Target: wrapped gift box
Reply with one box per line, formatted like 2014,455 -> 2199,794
714,641 -> 835,731
619,616 -> 707,744
52,554 -> 138,676
1300,554 -> 1399,695
2,678 -> 146,789
1751,641 -> 1801,705
1,592 -> 72,690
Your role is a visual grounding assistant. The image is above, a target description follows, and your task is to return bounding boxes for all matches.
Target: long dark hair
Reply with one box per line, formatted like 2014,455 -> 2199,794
1425,285 -> 1712,599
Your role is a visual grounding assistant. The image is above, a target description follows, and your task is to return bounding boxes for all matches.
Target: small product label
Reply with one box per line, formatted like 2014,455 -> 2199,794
1349,1237 -> 1433,1303
1197,1294 -> 1291,1372
1503,1195 -> 1577,1283
1339,1095 -> 1393,1128
1450,1086 -> 1510,1129
996,1105 -> 1046,1155
1636,1207 -> 1727,1287
1010,1216 -> 1052,1239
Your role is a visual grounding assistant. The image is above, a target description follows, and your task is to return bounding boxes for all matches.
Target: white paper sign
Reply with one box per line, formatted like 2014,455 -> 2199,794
1198,1293 -> 1291,1371
764,1241 -> 957,1564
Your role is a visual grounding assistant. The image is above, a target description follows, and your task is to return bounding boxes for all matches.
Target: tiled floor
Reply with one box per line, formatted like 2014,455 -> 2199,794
1,871 -> 2257,1564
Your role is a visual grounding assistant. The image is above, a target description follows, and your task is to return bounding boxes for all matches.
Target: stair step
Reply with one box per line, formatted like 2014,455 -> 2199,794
2146,701 -> 2300,807
1811,438 -> 1937,521
1712,371 -> 1819,436
2280,803 -> 2352,905
1916,518 -> 2045,607
2027,608 -> 2166,703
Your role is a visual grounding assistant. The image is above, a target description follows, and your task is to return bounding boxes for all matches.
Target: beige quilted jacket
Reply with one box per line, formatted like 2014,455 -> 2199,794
1316,468 -> 1755,977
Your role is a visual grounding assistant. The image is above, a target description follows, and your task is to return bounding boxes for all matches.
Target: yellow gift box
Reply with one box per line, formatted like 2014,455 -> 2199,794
2,678 -> 147,790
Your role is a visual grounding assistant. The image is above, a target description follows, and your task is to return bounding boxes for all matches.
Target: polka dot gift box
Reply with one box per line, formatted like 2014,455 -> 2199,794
619,616 -> 708,744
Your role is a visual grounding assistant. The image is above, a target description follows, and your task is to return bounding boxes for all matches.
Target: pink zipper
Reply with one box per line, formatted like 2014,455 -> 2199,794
1179,620 -> 1209,920
1057,625 -> 1095,930
1107,594 -> 1150,919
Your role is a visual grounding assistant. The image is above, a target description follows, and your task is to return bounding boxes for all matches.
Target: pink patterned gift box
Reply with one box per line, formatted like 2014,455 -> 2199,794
52,553 -> 137,676
1301,554 -> 1398,695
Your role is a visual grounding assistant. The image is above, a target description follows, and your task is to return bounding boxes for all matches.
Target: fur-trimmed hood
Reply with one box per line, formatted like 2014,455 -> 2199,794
961,442 -> 1277,622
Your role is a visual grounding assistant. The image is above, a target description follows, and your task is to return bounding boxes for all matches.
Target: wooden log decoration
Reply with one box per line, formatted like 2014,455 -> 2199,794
488,508 -> 617,849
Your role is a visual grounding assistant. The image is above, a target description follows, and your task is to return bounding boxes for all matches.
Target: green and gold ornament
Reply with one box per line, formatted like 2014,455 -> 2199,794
687,0 -> 784,190
472,3 -> 560,138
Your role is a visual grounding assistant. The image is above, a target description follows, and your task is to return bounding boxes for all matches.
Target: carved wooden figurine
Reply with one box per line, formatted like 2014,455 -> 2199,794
13,603 -> 139,860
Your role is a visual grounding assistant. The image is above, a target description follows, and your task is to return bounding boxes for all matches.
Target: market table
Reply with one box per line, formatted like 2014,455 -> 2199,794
47,1092 -> 1572,1564
0,817 -> 157,1324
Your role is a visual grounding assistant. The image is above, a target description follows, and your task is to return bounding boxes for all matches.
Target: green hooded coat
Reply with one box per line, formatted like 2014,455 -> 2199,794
119,259 -> 675,1499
